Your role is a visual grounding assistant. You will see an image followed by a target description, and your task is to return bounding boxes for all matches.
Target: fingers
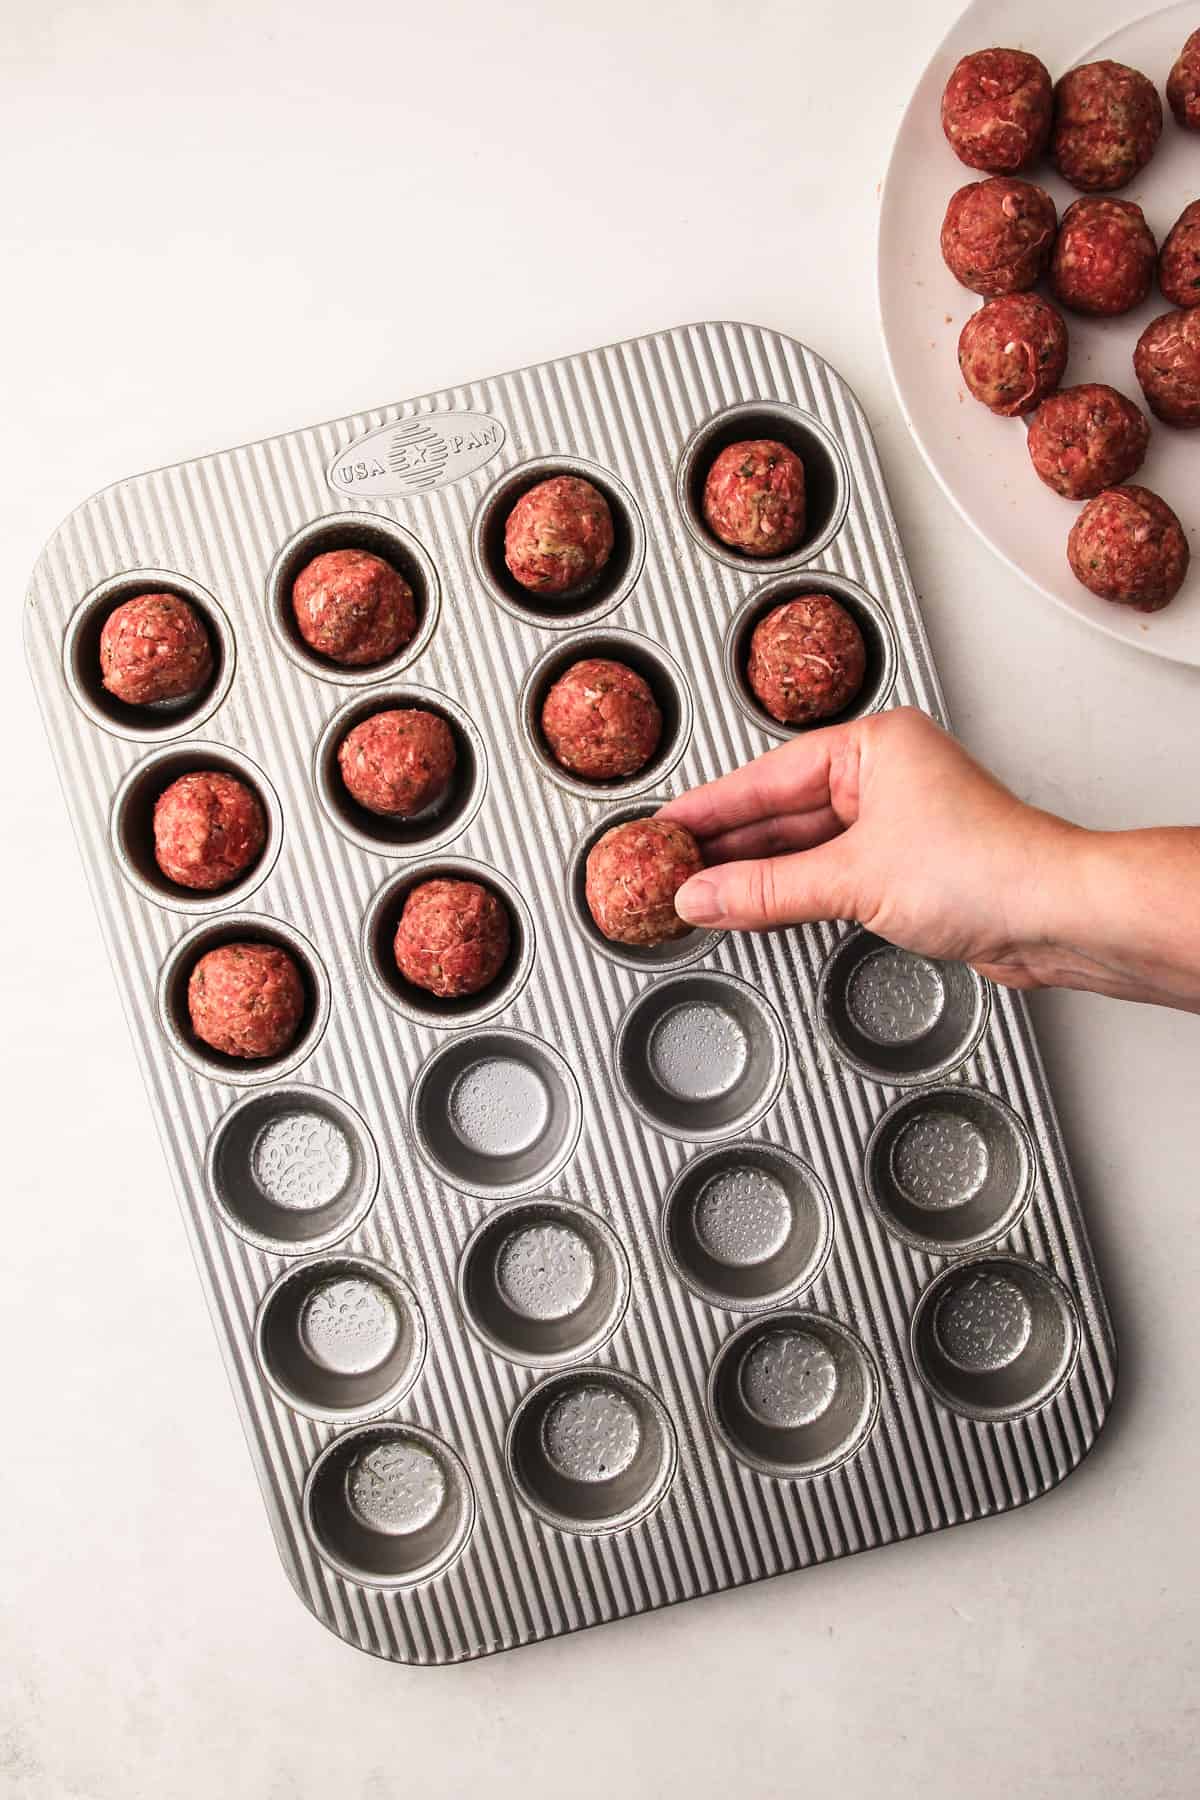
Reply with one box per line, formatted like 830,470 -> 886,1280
658,726 -> 854,841
699,805 -> 843,865
675,840 -> 858,931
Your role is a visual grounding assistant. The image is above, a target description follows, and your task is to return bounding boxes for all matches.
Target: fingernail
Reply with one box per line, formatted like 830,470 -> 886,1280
675,875 -> 723,925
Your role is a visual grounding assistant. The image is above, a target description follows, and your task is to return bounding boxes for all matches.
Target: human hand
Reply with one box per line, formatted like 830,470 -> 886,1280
660,707 -> 1082,992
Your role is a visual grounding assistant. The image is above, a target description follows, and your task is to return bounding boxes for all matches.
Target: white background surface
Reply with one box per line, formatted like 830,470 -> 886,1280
1,3 -> 1197,1796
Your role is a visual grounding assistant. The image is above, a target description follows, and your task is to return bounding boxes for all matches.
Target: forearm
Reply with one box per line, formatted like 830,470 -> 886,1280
1023,824 -> 1200,1012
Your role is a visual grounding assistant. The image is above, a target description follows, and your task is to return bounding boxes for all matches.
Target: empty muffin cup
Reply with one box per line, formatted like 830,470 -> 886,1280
314,684 -> 487,856
519,627 -> 693,799
266,513 -> 439,684
362,857 -> 535,1029
63,569 -> 235,742
471,455 -> 646,626
304,1422 -> 475,1587
708,1311 -> 880,1478
818,928 -> 989,1085
911,1257 -> 1080,1423
458,1199 -> 630,1367
723,572 -> 898,740
157,914 -> 331,1086
206,1084 -> 379,1252
865,1086 -> 1035,1255
506,1367 -> 677,1533
662,1142 -> 833,1310
255,1254 -> 425,1420
110,741 -> 282,914
615,971 -> 787,1141
675,400 -> 850,575
567,799 -> 723,974
410,1029 -> 582,1198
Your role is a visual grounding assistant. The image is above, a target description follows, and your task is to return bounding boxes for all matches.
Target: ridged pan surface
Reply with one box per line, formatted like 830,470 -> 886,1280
24,321 -> 1116,1664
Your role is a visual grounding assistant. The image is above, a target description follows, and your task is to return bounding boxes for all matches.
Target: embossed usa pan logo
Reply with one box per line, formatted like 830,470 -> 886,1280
327,412 -> 506,498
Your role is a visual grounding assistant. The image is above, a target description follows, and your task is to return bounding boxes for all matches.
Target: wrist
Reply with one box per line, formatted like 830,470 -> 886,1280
1016,822 -> 1200,1010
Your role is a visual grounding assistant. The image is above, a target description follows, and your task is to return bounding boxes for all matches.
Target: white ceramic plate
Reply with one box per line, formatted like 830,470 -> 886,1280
879,0 -> 1200,665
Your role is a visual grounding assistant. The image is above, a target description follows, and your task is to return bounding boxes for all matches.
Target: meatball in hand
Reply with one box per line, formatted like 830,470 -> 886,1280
585,818 -> 704,947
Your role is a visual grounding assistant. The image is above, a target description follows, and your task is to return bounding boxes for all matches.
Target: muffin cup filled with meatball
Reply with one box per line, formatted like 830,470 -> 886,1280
362,859 -> 535,1027
940,176 -> 1058,296
1067,485 -> 1190,611
1050,197 -> 1156,317
267,515 -> 439,682
957,293 -> 1068,417
64,572 -> 234,741
520,628 -> 693,798
568,802 -> 722,973
1051,60 -> 1162,191
158,916 -> 330,1084
315,685 -> 487,857
1135,307 -> 1200,427
112,743 -> 282,913
676,400 -> 850,573
724,574 -> 898,740
940,47 -> 1053,172
1026,384 -> 1150,500
472,457 -> 645,626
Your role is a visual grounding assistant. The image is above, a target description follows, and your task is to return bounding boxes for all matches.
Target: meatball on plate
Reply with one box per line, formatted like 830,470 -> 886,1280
880,0 -> 1200,665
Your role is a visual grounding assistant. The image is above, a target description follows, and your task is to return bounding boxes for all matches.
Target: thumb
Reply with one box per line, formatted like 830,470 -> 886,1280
675,843 -> 858,932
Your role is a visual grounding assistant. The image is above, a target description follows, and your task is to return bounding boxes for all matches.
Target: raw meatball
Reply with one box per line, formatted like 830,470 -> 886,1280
1027,385 -> 1150,499
1134,307 -> 1200,427
958,293 -> 1069,416
504,476 -> 614,596
1159,201 -> 1200,308
1067,485 -> 1189,611
291,549 -> 416,666
338,708 -> 456,818
1050,197 -> 1156,316
940,48 -> 1053,172
1167,29 -> 1200,131
702,439 -> 807,557
1051,61 -> 1162,191
187,942 -> 305,1059
541,658 -> 662,780
153,771 -> 267,891
393,878 -> 510,998
584,818 -> 703,947
940,178 -> 1057,296
99,593 -> 213,707
747,596 -> 867,725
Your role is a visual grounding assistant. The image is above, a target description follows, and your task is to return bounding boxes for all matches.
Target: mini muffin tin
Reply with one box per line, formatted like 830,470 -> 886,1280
24,321 -> 1115,1664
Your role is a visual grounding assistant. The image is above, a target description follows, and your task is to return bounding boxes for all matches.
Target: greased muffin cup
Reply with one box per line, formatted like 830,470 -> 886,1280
25,323 -> 1114,1665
